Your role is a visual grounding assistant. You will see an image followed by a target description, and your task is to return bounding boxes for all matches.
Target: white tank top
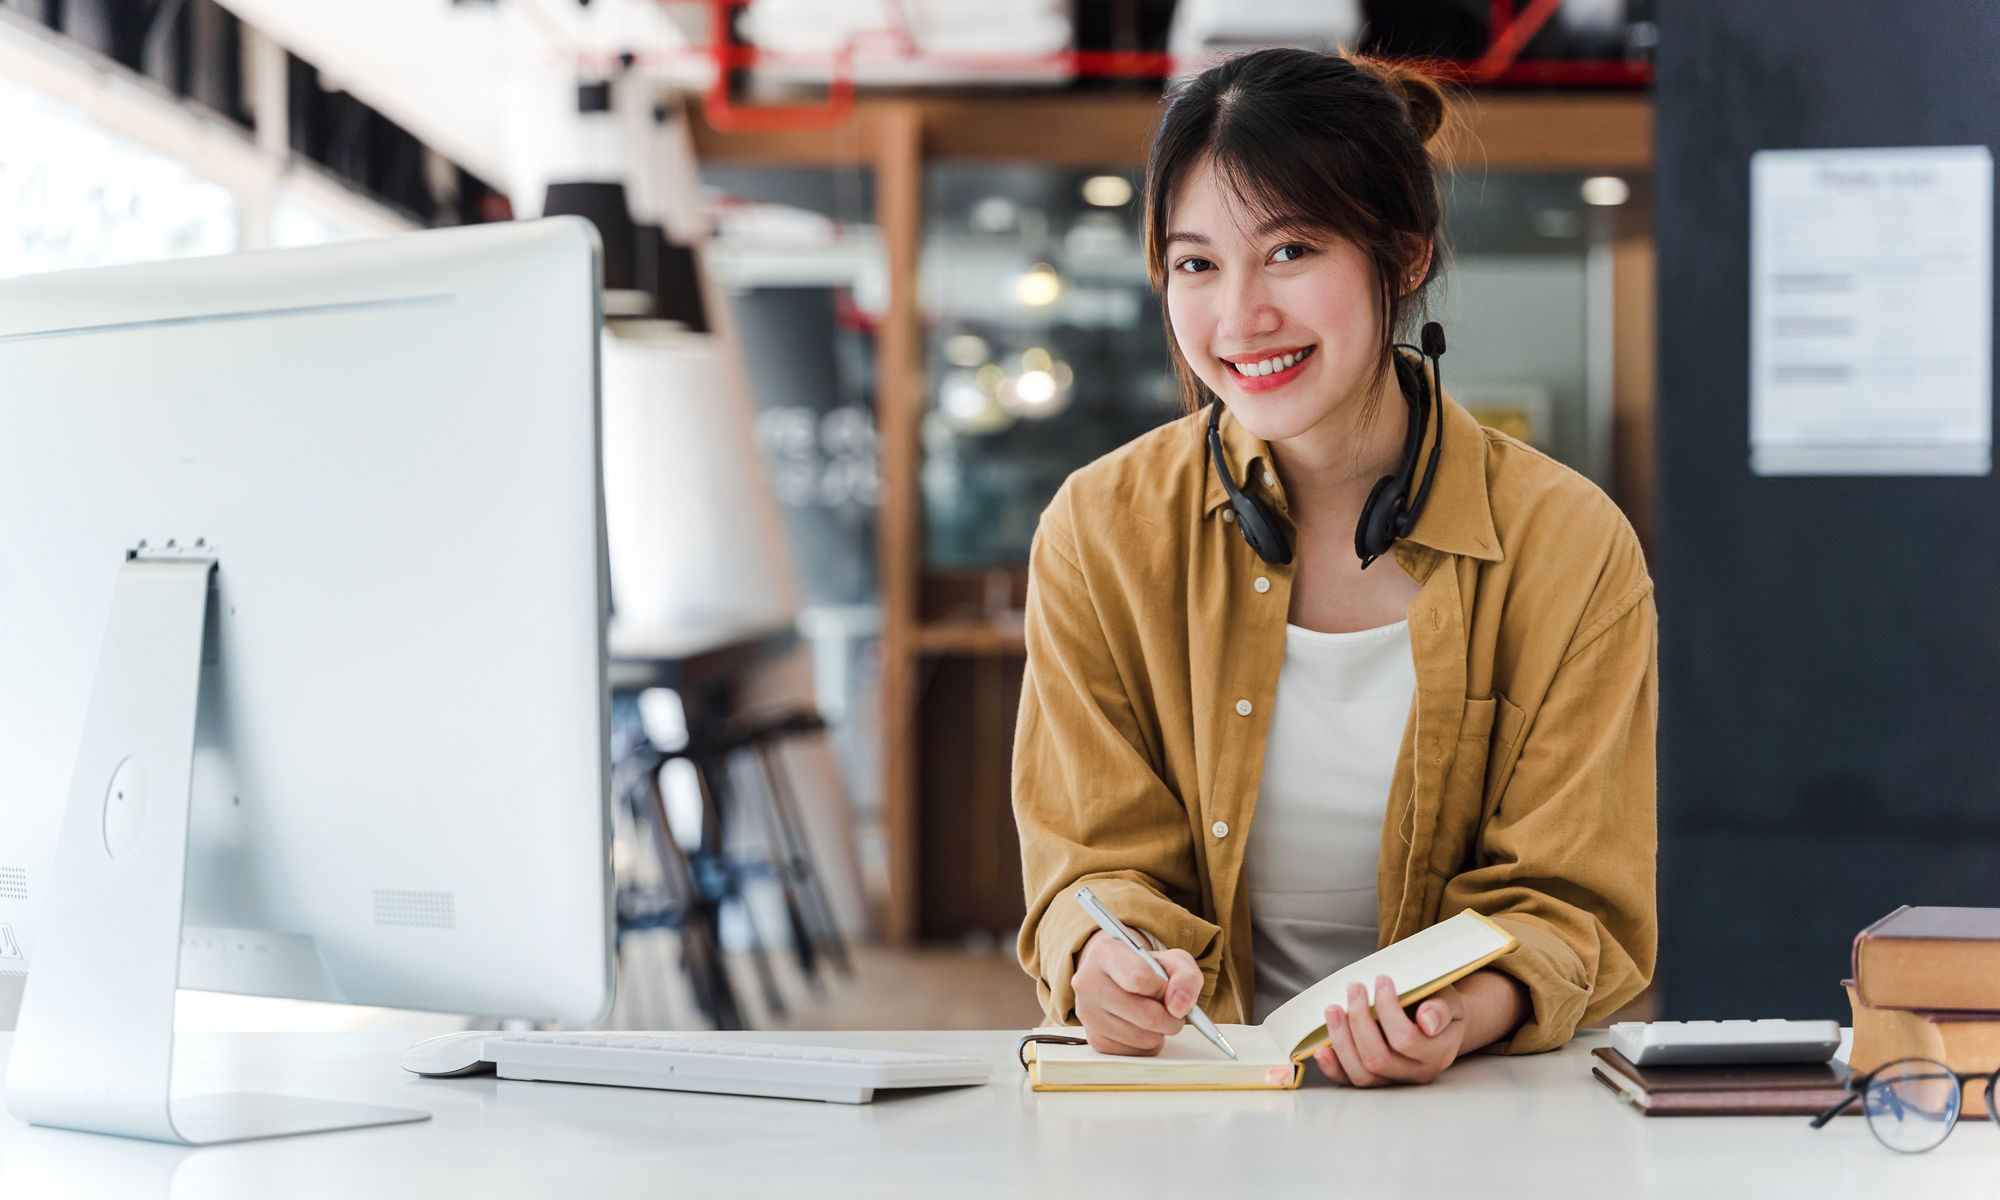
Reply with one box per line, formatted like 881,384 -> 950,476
1245,619 -> 1416,1022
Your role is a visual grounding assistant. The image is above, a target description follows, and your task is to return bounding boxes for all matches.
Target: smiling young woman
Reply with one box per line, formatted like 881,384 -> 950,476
1012,48 -> 1659,1085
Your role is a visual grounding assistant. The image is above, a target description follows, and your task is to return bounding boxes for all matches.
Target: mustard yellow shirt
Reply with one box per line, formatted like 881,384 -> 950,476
1012,393 -> 1658,1054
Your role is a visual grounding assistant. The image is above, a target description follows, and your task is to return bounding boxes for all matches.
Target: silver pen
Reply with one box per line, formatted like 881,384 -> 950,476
1074,887 -> 1236,1060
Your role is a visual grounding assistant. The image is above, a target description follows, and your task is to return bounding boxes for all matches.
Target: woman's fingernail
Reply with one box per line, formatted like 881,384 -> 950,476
1168,990 -> 1189,1016
1329,1008 -> 1346,1029
1422,1010 -> 1442,1035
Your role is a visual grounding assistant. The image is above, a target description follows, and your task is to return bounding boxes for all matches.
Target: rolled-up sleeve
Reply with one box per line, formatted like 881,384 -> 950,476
1442,581 -> 1659,1054
1013,486 -> 1221,1026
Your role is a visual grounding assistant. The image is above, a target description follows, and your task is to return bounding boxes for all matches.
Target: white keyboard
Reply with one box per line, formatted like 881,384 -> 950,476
482,1033 -> 993,1104
1609,1020 -> 1842,1067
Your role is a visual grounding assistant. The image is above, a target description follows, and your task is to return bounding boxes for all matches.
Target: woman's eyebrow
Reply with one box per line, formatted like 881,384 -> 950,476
1165,231 -> 1210,246
1255,216 -> 1317,238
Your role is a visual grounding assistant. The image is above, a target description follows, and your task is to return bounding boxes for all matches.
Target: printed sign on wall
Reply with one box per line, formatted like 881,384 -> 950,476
1750,146 -> 1993,475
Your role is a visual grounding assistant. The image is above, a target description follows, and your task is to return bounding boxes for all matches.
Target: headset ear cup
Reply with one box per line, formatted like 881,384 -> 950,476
1355,474 -> 1403,561
1232,498 -> 1292,566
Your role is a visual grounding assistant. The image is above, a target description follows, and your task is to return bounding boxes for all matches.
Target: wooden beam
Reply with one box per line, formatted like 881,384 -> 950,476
688,103 -> 884,165
1610,206 -> 1657,561
1448,93 -> 1653,173
691,91 -> 1652,172
914,94 -> 1159,163
872,102 -> 925,945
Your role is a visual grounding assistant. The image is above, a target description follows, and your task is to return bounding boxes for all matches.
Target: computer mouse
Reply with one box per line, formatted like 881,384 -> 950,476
401,1030 -> 501,1077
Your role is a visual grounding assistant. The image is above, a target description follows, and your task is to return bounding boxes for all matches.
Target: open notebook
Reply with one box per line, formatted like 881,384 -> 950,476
1022,909 -> 1518,1091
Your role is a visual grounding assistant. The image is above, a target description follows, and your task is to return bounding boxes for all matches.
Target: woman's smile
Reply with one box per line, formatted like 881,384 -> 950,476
1222,344 -> 1317,393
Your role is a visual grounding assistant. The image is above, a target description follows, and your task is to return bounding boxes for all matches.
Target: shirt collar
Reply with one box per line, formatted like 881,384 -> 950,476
1200,361 -> 1502,564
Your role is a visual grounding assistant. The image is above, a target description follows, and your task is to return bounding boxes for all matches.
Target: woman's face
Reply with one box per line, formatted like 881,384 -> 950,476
1163,157 -> 1396,446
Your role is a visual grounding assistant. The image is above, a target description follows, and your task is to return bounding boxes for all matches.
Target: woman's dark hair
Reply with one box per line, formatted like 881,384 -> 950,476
1143,48 -> 1450,414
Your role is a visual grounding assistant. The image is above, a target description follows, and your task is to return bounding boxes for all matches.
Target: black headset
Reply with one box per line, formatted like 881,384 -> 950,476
1204,321 -> 1447,570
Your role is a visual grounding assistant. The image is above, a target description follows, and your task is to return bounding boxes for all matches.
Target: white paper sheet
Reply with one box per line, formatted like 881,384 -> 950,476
1749,146 -> 1993,476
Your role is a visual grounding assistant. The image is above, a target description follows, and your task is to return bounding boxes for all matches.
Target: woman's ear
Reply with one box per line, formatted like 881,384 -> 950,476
1401,238 -> 1435,295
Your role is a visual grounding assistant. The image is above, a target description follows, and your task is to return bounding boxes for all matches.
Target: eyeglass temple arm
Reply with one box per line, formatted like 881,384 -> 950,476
1810,1091 -> 1860,1129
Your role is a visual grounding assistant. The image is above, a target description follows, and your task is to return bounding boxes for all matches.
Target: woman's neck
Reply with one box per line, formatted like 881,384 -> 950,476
1266,362 -> 1412,531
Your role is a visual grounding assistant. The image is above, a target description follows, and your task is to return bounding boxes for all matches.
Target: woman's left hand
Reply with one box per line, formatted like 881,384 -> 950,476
1312,974 -> 1467,1086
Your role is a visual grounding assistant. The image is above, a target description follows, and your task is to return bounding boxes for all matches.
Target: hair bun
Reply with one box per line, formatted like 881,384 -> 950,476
1357,57 -> 1447,146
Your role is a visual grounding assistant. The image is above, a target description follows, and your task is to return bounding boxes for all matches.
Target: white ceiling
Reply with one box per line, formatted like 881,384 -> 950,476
215,0 -> 1095,198
214,0 -> 700,194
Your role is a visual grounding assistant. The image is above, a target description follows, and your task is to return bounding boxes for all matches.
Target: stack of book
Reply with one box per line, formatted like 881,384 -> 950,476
1847,905 -> 2000,1118
1589,1050 -> 1853,1116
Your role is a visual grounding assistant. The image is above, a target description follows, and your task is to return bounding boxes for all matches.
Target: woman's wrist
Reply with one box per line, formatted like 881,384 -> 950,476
1452,968 -> 1531,1054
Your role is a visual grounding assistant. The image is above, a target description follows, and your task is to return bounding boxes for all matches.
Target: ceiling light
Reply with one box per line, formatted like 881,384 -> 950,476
1013,369 -> 1059,409
939,370 -> 1012,434
971,196 -> 1018,234
1081,175 -> 1133,207
941,371 -> 993,422
998,359 -> 1073,419
1013,263 -> 1062,308
942,333 -> 990,367
1580,176 -> 1630,206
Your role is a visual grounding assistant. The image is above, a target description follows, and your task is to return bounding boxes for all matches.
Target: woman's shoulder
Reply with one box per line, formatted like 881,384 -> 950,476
1477,424 -> 1651,619
1036,409 -> 1208,562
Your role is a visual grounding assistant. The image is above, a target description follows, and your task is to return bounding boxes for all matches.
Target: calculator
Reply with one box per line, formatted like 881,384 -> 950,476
1608,1020 -> 1842,1067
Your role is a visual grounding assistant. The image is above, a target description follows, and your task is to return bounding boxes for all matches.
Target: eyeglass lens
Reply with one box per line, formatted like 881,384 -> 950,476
1863,1058 -> 1963,1153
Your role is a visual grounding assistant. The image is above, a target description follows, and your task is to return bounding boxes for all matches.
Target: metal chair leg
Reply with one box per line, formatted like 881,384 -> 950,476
636,754 -> 746,1031
690,750 -> 787,1020
751,735 -> 853,977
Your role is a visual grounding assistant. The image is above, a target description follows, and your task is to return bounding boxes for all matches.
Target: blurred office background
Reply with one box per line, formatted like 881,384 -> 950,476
0,0 -> 1987,1036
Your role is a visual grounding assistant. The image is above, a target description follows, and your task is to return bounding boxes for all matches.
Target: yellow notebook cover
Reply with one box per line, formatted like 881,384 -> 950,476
1022,910 -> 1517,1091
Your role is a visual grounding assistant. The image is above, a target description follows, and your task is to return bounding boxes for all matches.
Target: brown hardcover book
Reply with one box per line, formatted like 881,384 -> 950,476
1589,1048 -> 1854,1117
1852,905 -> 2000,1012
1845,981 -> 2000,1118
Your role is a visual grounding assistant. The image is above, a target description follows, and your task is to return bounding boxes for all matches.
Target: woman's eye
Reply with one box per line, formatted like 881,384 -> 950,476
1271,244 -> 1311,264
1174,257 -> 1214,275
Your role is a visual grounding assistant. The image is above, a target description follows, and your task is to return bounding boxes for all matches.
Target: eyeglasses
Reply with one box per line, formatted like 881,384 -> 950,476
1811,1057 -> 2000,1153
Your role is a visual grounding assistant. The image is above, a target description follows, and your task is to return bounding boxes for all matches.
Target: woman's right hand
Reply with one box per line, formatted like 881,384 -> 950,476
1072,930 -> 1206,1055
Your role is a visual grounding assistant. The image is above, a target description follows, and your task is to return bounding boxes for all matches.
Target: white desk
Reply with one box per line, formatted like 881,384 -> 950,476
0,1029 -> 1990,1198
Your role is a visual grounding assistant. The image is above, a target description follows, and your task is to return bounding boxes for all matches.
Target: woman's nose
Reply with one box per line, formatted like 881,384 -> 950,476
1216,272 -> 1281,341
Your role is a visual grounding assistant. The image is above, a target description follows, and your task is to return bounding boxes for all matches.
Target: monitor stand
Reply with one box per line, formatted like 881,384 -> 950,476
3,553 -> 429,1144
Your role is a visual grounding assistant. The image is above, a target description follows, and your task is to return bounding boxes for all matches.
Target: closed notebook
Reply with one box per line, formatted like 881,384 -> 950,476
1589,1047 -> 1855,1117
1851,905 -> 2000,1012
1021,909 -> 1516,1091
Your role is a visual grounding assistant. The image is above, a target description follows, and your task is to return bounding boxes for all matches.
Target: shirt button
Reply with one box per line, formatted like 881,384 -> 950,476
1262,471 -> 1276,487
1211,821 -> 1230,839
1253,576 -> 1270,593
1235,699 -> 1252,716
1221,509 -> 1236,523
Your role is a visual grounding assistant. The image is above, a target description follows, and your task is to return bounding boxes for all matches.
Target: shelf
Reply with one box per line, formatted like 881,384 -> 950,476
913,621 -> 1026,656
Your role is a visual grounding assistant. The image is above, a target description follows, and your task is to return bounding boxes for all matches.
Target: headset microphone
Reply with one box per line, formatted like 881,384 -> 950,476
1204,321 -> 1448,569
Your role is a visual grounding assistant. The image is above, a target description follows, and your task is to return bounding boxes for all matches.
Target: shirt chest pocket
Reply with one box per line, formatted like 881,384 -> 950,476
1425,694 -> 1527,877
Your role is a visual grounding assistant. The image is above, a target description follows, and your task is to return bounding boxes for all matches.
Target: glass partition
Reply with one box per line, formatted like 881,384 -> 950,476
0,76 -> 235,280
916,165 -> 1650,574
920,165 -> 1177,569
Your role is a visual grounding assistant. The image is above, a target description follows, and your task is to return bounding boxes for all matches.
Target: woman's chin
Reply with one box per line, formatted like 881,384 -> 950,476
1217,389 -> 1330,445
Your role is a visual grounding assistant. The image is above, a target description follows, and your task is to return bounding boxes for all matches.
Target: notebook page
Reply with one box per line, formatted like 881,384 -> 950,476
1260,910 -> 1517,1058
1031,1025 -> 1290,1087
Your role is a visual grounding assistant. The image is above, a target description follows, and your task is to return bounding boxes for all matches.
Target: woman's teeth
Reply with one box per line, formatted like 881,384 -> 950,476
1228,347 -> 1312,377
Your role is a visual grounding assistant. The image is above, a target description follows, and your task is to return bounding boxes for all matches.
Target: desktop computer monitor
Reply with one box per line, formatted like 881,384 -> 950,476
0,218 -> 615,1143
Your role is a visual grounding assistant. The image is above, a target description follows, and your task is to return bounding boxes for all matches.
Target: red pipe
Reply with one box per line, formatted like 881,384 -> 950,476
1474,0 -> 1566,81
601,0 -> 1648,135
701,0 -> 856,133
602,41 -> 1646,86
